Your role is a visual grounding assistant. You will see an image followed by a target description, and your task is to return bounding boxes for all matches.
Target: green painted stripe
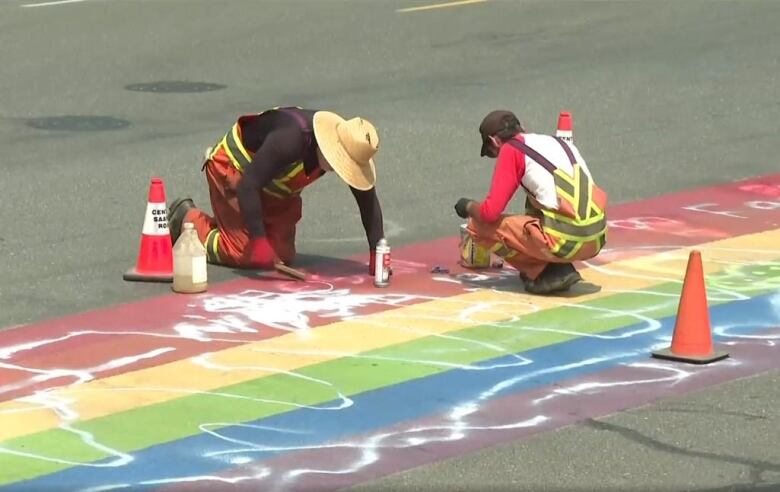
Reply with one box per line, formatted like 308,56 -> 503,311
2,260 -> 779,484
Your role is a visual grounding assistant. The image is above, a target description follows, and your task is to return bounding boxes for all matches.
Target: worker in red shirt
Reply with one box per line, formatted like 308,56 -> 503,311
454,110 -> 608,295
167,107 -> 385,274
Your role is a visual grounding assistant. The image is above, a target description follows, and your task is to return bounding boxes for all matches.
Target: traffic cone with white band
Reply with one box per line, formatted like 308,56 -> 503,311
123,177 -> 174,282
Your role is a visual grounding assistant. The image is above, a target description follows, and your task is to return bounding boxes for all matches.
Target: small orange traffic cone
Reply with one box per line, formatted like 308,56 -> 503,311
652,250 -> 729,364
556,111 -> 573,143
123,177 -> 174,283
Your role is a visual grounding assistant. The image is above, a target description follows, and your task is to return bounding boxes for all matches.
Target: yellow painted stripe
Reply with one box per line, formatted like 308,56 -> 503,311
1,228 -> 779,442
397,0 -> 488,14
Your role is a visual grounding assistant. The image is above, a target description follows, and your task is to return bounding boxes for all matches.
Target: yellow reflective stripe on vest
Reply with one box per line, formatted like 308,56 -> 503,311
544,163 -> 605,237
542,210 -> 606,239
262,188 -> 286,199
276,162 -> 304,193
543,225 -> 606,245
222,124 -> 252,172
542,164 -> 606,259
263,161 -> 305,198
490,242 -> 517,259
554,172 -> 576,199
208,144 -> 220,160
552,164 -> 588,221
575,165 -> 591,221
552,238 -> 585,260
589,201 -> 603,219
556,185 -> 576,207
212,107 -> 307,174
205,229 -> 221,264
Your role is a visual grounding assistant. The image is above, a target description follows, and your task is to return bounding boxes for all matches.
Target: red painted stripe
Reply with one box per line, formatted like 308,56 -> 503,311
1,173 -> 779,402
594,174 -> 780,261
0,266 -> 466,401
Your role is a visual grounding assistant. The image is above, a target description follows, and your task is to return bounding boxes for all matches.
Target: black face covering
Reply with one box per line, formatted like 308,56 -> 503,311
481,137 -> 499,158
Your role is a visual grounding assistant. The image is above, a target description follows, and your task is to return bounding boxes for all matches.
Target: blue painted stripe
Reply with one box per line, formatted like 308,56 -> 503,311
6,292 -> 779,491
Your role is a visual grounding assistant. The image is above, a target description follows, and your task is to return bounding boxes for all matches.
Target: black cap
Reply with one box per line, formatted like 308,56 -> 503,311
479,110 -> 521,157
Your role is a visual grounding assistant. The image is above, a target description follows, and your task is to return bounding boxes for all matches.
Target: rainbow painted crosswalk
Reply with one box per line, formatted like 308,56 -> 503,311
1,174 -> 779,491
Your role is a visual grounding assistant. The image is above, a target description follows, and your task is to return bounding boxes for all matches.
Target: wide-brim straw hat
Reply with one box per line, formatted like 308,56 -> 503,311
313,111 -> 379,190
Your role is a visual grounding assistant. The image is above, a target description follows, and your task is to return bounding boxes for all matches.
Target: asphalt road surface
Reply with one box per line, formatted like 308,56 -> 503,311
1,0 -> 778,490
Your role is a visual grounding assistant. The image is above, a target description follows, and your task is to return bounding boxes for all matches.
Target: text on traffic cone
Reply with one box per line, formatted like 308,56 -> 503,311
123,177 -> 174,283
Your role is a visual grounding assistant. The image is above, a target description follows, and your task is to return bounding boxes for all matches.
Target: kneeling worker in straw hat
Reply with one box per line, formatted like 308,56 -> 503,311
168,106 -> 386,272
454,110 -> 608,295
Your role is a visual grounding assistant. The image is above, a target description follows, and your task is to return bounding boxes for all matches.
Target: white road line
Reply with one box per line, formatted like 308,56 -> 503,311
21,0 -> 87,7
397,0 -> 488,13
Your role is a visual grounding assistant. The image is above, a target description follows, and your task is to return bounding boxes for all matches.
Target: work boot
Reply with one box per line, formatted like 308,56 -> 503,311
522,263 -> 582,295
167,197 -> 195,243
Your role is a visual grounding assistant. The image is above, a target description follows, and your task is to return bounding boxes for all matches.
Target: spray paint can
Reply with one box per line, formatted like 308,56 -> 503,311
374,238 -> 391,287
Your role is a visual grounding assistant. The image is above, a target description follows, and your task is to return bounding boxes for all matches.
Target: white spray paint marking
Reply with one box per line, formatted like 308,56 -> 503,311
585,247 -> 780,303
0,389 -> 133,467
2,244 -> 779,490
199,423 -> 311,452
80,467 -> 272,492
432,275 -> 463,284
174,314 -> 259,342
531,362 -> 692,404
281,415 -> 549,481
0,333 -> 81,359
61,385 -> 351,412
251,346 -> 530,372
191,354 -> 353,411
0,348 -> 175,396
195,355 -> 633,489
190,288 -> 428,335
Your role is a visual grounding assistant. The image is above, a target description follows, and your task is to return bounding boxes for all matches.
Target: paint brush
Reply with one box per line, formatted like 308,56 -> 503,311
274,262 -> 307,281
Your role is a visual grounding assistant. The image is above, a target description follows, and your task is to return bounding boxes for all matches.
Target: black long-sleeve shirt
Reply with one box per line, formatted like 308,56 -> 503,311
235,108 -> 384,250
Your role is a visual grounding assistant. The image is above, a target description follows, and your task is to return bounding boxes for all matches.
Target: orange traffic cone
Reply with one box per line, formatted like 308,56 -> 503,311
123,177 -> 174,283
556,111 -> 573,143
652,250 -> 729,364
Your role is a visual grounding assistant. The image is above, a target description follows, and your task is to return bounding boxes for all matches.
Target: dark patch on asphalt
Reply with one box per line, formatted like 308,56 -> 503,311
124,81 -> 227,93
584,419 -> 780,478
654,404 -> 769,422
26,116 -> 131,132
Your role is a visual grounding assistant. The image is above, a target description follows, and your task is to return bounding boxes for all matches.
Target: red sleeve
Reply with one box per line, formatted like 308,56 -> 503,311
478,140 -> 526,223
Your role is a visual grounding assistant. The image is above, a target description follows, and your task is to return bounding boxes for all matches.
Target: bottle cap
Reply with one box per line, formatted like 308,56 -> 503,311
183,222 -> 194,230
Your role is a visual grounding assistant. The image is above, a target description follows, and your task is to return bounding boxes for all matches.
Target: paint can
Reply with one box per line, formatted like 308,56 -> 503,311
459,224 -> 491,269
374,238 -> 391,287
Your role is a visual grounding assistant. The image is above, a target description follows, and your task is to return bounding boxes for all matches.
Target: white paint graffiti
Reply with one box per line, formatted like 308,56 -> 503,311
178,288 -> 426,337
0,241 -> 779,490
682,199 -> 780,219
0,348 -> 176,397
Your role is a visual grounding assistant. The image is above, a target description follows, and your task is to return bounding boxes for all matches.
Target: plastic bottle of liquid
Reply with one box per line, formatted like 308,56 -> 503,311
172,222 -> 208,294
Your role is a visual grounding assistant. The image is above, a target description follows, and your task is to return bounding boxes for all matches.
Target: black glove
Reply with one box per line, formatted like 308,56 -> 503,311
455,197 -> 473,219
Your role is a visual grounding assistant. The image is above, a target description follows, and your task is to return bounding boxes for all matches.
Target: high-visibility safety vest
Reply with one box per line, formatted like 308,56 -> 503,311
207,106 -> 323,199
506,137 -> 608,260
